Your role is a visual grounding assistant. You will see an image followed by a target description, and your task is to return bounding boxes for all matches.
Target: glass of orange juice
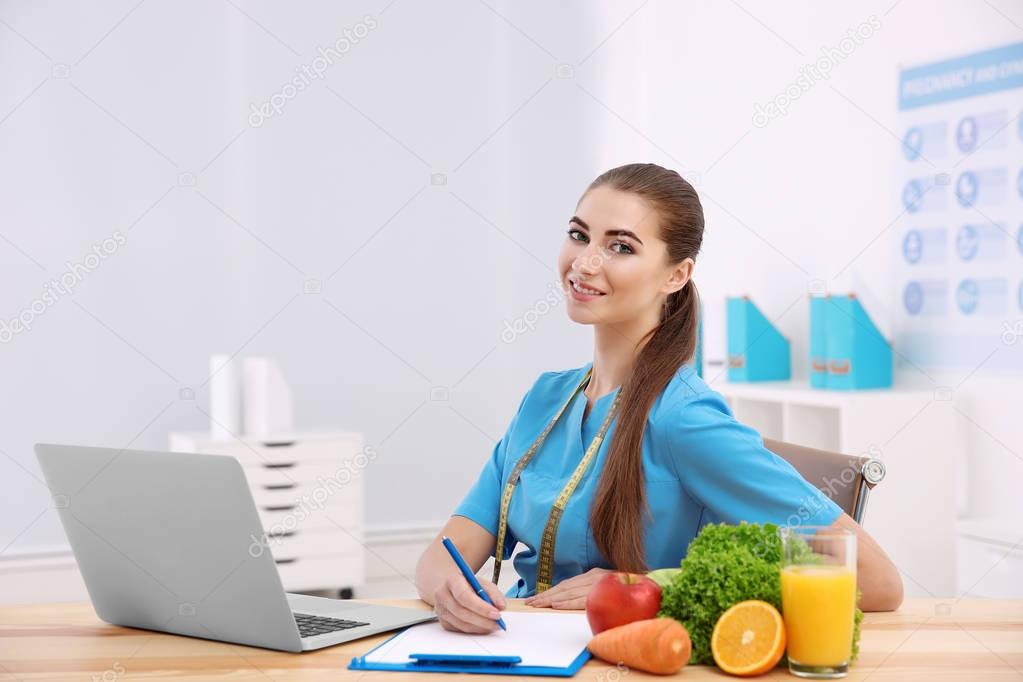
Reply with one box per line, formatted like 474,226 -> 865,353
779,526 -> 857,678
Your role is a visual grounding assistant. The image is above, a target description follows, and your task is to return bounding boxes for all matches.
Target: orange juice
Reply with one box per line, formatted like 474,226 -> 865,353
780,564 -> 856,666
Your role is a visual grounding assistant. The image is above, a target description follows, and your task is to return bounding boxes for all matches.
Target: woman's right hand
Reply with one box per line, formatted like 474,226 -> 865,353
433,574 -> 507,633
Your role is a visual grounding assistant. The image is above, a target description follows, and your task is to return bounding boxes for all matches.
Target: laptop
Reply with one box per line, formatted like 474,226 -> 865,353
34,442 -> 437,652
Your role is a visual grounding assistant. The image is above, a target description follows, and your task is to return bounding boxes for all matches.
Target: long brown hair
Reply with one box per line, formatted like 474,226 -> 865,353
586,163 -> 704,573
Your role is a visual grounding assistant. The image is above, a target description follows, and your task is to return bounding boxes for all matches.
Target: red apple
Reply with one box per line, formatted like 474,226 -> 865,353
586,572 -> 663,634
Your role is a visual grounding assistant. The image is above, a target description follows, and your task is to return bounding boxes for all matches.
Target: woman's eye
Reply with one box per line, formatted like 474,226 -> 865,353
566,229 -> 632,254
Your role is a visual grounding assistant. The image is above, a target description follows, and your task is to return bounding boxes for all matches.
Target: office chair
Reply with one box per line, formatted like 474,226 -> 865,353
763,438 -> 885,525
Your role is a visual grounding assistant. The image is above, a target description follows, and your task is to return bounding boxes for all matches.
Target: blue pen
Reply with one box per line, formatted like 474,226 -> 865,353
441,535 -> 507,631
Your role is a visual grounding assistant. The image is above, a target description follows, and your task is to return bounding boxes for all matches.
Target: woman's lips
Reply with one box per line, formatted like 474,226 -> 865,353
568,278 -> 606,302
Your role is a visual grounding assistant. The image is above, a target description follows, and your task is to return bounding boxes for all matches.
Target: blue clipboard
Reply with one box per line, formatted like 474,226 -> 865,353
348,625 -> 592,677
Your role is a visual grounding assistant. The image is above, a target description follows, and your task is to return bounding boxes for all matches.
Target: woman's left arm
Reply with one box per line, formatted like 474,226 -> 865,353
831,512 -> 904,611
530,394 -> 906,612
526,514 -> 905,611
524,568 -> 613,609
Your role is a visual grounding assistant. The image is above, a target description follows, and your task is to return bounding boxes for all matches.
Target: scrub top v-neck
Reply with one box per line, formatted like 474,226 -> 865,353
579,385 -> 619,446
453,361 -> 842,598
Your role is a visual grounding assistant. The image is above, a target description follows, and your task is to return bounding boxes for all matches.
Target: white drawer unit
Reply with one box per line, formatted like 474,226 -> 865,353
956,520 -> 1023,599
169,431 -> 367,595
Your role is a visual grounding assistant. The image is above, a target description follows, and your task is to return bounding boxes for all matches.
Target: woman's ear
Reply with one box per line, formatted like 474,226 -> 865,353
664,258 -> 695,295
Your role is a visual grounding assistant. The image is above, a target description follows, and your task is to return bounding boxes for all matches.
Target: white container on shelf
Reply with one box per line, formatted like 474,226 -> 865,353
169,430 -> 366,594
208,354 -> 242,440
242,357 -> 293,439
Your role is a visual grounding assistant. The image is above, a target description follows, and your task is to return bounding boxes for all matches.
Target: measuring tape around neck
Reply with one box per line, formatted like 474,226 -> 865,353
491,367 -> 624,593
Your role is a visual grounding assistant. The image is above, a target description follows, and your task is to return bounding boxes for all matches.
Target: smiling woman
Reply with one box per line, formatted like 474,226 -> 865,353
413,163 -> 903,634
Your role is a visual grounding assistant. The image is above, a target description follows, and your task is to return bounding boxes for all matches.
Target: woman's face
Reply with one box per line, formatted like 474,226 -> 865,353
558,185 -> 692,327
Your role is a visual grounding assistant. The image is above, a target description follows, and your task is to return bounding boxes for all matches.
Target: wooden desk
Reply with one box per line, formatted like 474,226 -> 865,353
1,598 -> 1020,680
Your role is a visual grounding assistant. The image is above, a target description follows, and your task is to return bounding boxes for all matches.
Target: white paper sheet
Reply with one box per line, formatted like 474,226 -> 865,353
362,611 -> 592,668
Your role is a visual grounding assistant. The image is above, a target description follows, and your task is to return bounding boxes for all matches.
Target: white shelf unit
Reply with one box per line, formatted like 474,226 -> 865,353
169,430 -> 365,595
716,380 -> 966,598
955,519 -> 1023,599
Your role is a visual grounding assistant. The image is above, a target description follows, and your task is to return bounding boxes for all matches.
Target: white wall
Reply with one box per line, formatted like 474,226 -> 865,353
1,0 -> 1019,597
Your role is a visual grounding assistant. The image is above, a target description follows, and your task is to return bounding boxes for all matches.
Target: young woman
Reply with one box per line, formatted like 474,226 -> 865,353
414,163 -> 903,633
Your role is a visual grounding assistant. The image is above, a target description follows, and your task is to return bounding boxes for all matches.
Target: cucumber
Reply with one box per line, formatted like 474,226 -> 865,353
647,568 -> 682,588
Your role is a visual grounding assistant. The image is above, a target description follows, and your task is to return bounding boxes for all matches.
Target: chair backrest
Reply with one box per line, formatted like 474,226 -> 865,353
763,438 -> 885,525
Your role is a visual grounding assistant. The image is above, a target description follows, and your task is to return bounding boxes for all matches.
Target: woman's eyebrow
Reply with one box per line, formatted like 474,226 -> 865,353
569,216 -> 644,246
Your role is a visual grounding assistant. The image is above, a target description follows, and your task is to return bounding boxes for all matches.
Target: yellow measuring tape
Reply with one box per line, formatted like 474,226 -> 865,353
492,367 -> 624,593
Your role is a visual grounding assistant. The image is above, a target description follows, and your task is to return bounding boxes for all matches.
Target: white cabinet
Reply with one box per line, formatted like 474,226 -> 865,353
716,380 -> 966,597
169,431 -> 366,594
956,520 -> 1023,599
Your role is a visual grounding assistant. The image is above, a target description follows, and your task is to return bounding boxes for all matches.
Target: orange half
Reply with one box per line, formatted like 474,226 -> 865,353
710,600 -> 786,676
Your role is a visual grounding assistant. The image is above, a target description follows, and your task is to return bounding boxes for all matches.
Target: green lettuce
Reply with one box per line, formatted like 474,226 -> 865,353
656,522 -> 862,666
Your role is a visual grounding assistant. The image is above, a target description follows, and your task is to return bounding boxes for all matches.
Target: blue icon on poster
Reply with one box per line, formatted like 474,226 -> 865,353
956,172 -> 978,207
957,279 -> 979,315
956,224 -> 979,261
956,116 -> 978,153
903,180 -> 924,212
903,230 -> 923,263
904,281 -> 923,315
902,127 -> 923,160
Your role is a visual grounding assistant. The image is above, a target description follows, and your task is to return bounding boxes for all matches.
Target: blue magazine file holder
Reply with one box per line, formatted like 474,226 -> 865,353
727,296 -> 791,381
823,294 -> 893,389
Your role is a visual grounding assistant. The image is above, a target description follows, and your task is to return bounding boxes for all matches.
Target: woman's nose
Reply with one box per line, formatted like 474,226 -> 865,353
573,246 -> 603,276
572,259 -> 595,277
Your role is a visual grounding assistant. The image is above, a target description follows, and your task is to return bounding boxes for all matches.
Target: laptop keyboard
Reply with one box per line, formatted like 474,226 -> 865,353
293,612 -> 370,638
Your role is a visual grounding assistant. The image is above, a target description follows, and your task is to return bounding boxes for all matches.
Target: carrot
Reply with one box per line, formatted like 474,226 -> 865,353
587,617 -> 692,675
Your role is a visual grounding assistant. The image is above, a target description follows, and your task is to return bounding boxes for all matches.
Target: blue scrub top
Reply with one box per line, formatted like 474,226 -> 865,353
453,361 -> 842,598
